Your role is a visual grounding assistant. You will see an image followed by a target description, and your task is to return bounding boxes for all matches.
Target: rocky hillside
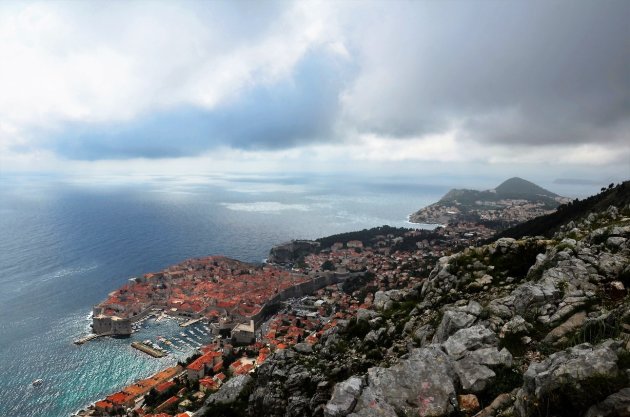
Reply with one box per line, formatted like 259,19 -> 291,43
202,199 -> 630,417
497,180 -> 630,240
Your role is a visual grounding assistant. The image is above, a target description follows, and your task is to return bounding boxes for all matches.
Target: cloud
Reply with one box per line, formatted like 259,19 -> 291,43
341,1 -> 630,148
0,1 -> 343,127
0,0 -> 628,170
40,49 -> 350,159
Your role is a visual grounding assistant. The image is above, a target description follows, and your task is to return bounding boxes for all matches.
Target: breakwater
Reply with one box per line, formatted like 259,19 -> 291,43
131,342 -> 166,358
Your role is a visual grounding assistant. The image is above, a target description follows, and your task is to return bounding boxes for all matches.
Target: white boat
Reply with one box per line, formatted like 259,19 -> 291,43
32,379 -> 43,386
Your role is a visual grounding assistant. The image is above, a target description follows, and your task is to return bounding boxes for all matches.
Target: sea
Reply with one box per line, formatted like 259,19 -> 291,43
0,173 -> 599,417
0,171 -> 447,417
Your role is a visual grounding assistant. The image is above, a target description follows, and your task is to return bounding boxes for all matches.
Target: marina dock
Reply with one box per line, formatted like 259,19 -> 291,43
131,341 -> 166,358
180,317 -> 203,327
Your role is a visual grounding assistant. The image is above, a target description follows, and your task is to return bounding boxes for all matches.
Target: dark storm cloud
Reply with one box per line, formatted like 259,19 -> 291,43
344,1 -> 630,147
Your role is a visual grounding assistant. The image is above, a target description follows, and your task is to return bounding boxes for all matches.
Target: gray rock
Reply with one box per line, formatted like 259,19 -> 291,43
477,274 -> 493,286
512,281 -> 560,317
350,347 -> 457,417
606,236 -> 627,249
500,315 -> 532,338
286,395 -> 310,417
324,376 -> 365,417
293,342 -> 313,354
494,238 -> 517,254
386,289 -> 405,302
453,357 -> 496,393
206,374 -> 253,405
515,342 -> 623,416
336,320 -> 350,332
610,225 -> 630,236
373,291 -> 390,310
487,297 -> 515,320
356,308 -> 377,321
584,387 -> 630,417
607,205 -> 619,219
432,309 -> 477,343
548,301 -> 586,323
368,317 -> 383,328
598,252 -> 628,278
403,317 -> 417,334
412,324 -> 434,346
285,369 -> 310,392
467,347 -> 513,368
543,311 -> 587,345
443,325 -> 498,359
364,328 -> 386,345
459,300 -> 483,316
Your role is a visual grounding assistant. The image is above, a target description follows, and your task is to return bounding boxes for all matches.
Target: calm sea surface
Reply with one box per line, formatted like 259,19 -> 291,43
0,173 -> 451,417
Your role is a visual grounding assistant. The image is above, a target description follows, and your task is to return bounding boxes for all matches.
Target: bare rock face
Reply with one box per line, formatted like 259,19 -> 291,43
441,325 -> 512,394
442,325 -> 498,359
584,387 -> 630,417
324,347 -> 458,417
515,341 -> 627,417
432,309 -> 477,343
466,347 -> 513,368
206,374 -> 253,405
324,376 -> 365,417
453,357 -> 495,393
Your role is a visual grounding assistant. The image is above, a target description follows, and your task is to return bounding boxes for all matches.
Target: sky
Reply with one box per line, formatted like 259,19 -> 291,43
0,0 -> 628,184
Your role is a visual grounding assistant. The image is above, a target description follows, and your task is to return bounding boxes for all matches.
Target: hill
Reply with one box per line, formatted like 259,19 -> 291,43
409,177 -> 569,228
494,176 -> 559,198
438,177 -> 560,206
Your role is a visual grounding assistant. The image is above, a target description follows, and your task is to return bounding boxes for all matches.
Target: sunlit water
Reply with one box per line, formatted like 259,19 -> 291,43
0,173 -> 449,417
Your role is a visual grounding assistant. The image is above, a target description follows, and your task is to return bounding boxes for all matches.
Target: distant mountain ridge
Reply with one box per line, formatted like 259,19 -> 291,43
494,177 -> 559,197
409,177 -> 569,228
438,177 -> 560,206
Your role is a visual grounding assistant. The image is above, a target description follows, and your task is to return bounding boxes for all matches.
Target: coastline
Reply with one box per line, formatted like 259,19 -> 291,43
73,254 -> 366,416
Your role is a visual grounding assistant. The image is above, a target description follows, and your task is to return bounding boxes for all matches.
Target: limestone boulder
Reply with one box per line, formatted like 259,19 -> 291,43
349,347 -> 457,417
324,376 -> 365,417
443,325 -> 498,359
